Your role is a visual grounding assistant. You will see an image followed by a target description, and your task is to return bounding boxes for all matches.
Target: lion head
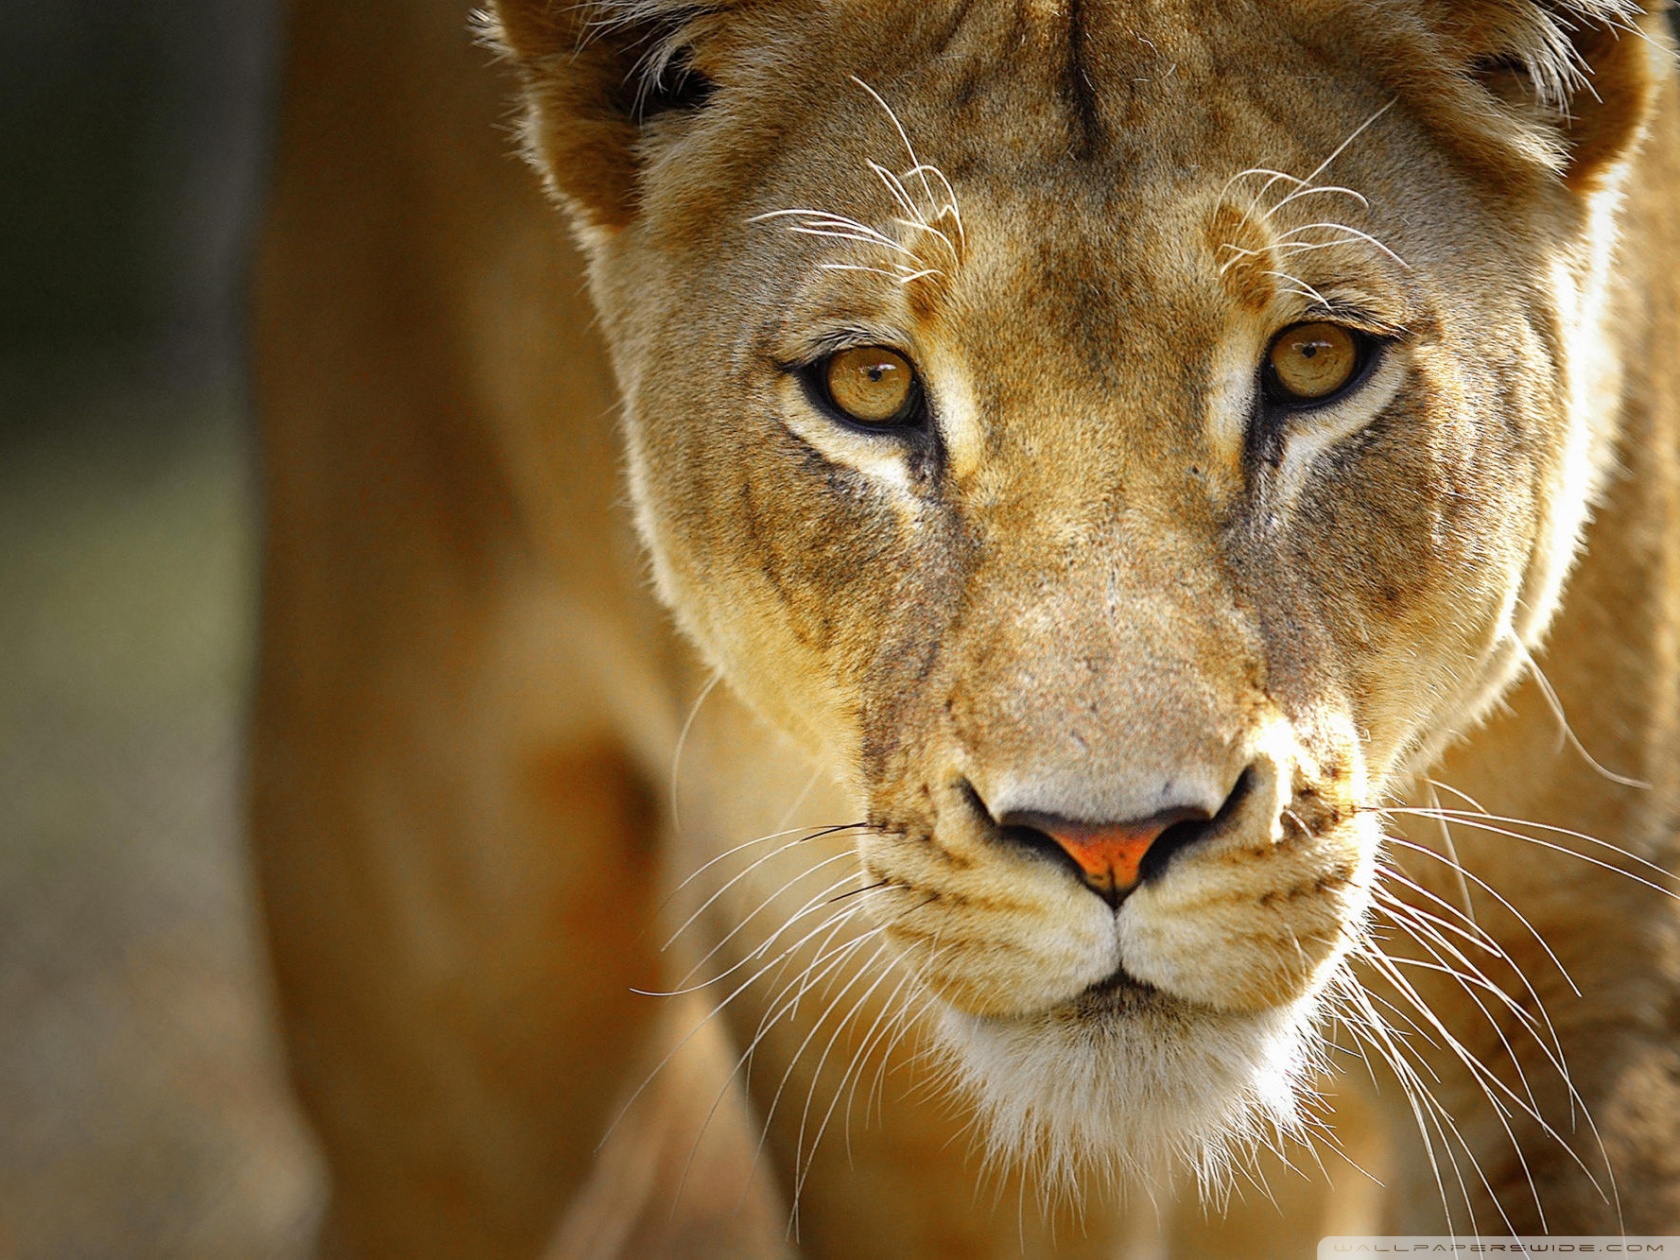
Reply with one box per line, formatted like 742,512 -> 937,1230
490,0 -> 1666,1193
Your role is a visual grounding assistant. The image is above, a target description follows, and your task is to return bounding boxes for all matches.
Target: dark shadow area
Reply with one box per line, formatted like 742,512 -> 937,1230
0,2 -> 324,1255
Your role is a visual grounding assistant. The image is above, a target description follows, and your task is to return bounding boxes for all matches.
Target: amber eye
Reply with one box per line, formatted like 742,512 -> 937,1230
822,346 -> 918,425
1264,322 -> 1362,405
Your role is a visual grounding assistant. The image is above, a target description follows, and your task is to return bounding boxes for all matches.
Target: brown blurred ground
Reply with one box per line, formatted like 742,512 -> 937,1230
0,369 -> 321,1258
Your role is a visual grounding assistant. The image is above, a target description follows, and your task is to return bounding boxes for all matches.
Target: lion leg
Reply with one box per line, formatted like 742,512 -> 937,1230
1381,673 -> 1680,1236
251,562 -> 666,1257
545,991 -> 794,1260
251,1 -> 688,1253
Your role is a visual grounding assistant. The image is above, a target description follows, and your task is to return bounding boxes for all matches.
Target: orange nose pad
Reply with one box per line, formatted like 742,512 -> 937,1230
1029,808 -> 1208,898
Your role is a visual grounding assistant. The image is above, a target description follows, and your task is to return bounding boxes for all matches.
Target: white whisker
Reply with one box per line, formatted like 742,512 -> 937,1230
1507,636 -> 1650,789
1295,101 -> 1396,196
790,948 -> 912,1204
1426,781 -> 1478,928
668,669 -> 721,834
663,820 -> 861,908
1373,865 -> 1570,1078
662,829 -> 859,954
661,862 -> 871,996
1270,182 -> 1371,213
849,75 -> 941,227
675,921 -> 888,1215
1379,832 -> 1582,996
1384,809 -> 1679,902
1271,223 -> 1410,269
1260,270 -> 1331,306
1359,940 -> 1609,1211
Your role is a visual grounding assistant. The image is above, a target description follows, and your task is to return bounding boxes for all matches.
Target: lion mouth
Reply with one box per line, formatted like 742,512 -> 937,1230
1069,965 -> 1159,1015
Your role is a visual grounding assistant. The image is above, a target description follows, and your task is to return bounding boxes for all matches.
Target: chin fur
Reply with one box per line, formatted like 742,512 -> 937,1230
937,979 -> 1330,1206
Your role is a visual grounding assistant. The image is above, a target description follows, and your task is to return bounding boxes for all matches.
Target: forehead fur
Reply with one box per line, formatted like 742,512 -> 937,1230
544,0 -> 1647,175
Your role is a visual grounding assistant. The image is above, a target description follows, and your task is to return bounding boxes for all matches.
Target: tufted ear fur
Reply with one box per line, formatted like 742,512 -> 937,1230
1359,0 -> 1669,188
484,0 -> 741,231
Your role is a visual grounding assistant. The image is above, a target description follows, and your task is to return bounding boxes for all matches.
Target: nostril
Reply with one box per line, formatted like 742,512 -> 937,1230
1134,814 -> 1213,886
1000,819 -> 1086,874
1135,766 -> 1254,885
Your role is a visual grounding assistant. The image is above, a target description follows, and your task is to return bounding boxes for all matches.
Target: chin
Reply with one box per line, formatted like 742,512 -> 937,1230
936,974 -> 1333,1202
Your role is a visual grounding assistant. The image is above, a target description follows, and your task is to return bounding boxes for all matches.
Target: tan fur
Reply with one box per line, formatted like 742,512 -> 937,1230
254,0 -> 1680,1254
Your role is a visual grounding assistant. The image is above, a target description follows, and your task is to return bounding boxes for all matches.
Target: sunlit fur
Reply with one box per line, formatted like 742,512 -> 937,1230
942,991 -> 1326,1202
262,0 -> 1680,1249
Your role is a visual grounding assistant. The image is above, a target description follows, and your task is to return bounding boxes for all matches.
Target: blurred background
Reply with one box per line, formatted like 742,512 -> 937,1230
0,1 -> 324,1255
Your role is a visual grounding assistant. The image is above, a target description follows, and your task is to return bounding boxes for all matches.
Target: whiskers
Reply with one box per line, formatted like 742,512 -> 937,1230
750,77 -> 964,289
1325,777 -> 1678,1236
1381,799 -> 1678,905
1506,633 -> 1650,791
1217,101 -> 1409,301
613,815 -> 936,1240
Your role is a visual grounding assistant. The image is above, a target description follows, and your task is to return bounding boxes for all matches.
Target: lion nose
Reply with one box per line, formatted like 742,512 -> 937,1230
996,805 -> 1214,904
967,769 -> 1254,906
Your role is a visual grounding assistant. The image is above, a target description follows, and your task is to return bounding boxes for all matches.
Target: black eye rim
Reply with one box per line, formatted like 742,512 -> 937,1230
794,345 -> 931,435
1260,321 -> 1386,411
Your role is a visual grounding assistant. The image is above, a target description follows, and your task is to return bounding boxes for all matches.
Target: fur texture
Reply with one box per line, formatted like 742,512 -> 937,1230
253,0 -> 1680,1253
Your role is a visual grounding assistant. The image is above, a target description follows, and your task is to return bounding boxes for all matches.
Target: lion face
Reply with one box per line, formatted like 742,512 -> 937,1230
496,0 -> 1660,1184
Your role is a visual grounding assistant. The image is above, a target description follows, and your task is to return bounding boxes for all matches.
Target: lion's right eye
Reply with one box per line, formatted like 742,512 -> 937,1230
817,346 -> 922,427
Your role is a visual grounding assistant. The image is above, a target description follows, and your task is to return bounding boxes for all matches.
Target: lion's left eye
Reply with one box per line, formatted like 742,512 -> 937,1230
815,346 -> 923,427
1263,322 -> 1369,406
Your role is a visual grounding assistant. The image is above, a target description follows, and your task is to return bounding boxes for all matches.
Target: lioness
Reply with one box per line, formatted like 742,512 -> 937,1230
252,0 -> 1680,1255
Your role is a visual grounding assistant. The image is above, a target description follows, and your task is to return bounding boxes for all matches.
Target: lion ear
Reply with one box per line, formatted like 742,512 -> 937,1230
1421,1 -> 1666,187
485,1 -> 728,230
1546,5 -> 1667,186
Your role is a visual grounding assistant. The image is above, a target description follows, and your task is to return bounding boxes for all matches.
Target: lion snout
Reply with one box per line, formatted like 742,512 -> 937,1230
874,719 -> 1373,1019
